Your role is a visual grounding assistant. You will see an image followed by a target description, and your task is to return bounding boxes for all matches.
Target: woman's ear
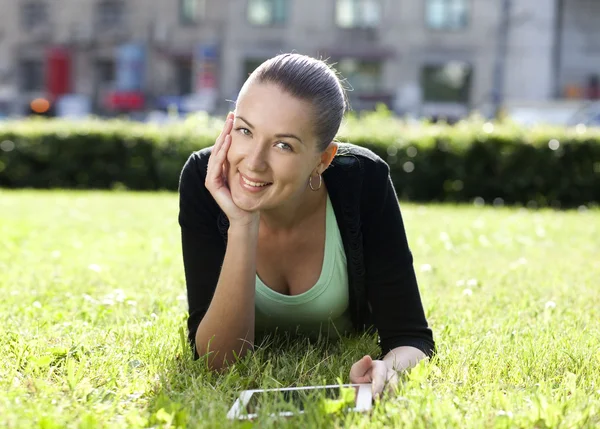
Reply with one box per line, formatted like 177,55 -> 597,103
318,142 -> 338,173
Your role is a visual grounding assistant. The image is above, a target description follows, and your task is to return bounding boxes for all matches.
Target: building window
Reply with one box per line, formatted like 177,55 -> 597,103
20,59 -> 44,92
180,0 -> 206,25
176,60 -> 193,95
426,0 -> 469,30
242,58 -> 268,84
247,0 -> 288,26
336,59 -> 383,93
95,0 -> 126,31
21,1 -> 49,30
336,0 -> 381,28
421,62 -> 472,103
96,59 -> 115,86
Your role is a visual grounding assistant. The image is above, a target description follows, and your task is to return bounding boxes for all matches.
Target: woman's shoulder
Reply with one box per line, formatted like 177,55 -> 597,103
178,146 -> 222,227
184,146 -> 213,171
179,146 -> 215,186
331,142 -> 390,179
178,146 -> 217,203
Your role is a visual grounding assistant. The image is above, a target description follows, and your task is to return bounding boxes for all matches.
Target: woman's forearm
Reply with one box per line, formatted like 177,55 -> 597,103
195,223 -> 259,370
383,346 -> 427,373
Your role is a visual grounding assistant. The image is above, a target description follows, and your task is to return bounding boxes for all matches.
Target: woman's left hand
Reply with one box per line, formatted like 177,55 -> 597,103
349,355 -> 398,399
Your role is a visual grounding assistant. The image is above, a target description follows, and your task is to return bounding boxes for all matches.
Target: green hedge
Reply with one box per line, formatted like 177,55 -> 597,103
1,111 -> 600,208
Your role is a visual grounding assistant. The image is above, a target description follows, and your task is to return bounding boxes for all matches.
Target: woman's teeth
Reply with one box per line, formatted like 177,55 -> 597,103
242,176 -> 271,187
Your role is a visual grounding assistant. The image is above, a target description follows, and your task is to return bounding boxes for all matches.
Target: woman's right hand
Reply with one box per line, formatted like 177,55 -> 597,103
205,113 -> 260,228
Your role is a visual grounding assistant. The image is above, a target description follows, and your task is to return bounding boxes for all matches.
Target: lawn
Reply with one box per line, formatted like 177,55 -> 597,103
1,190 -> 599,428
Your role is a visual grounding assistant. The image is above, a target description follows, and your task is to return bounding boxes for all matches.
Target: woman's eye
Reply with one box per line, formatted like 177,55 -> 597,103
237,127 -> 251,136
276,142 -> 293,152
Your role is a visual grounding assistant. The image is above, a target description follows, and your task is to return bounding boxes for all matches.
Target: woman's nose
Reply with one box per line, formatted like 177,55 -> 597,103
245,145 -> 268,172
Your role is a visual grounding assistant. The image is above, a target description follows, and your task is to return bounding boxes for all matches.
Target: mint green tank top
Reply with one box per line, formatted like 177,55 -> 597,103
255,193 -> 353,340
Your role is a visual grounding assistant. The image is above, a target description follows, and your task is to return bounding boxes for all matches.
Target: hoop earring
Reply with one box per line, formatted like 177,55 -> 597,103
309,173 -> 322,191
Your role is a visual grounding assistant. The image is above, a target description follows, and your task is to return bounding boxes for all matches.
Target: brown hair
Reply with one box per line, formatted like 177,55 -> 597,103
248,53 -> 348,152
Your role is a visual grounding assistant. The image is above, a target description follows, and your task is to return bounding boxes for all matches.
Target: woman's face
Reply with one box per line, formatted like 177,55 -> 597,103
226,81 -> 324,213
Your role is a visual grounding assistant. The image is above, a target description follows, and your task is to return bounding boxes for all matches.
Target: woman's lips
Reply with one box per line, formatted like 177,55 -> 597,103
239,172 -> 272,192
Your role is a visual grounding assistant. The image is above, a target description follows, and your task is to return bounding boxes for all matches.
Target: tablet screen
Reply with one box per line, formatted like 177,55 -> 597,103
245,386 -> 358,414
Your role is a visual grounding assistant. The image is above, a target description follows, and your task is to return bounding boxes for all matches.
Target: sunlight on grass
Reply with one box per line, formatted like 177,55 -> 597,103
1,190 -> 599,428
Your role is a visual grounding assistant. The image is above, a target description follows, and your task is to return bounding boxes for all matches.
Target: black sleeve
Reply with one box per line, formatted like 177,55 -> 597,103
362,160 -> 435,358
178,150 -> 226,358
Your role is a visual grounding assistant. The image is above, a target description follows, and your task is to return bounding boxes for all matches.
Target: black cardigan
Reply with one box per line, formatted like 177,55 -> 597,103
178,142 -> 435,359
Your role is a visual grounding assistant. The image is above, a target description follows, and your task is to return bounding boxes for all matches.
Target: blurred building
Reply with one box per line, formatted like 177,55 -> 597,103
0,0 -> 598,118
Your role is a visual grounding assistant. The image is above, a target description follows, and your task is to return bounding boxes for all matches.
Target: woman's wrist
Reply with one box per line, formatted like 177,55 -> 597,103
228,217 -> 260,237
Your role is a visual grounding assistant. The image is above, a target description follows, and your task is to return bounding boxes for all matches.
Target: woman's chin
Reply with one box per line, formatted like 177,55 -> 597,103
231,193 -> 262,212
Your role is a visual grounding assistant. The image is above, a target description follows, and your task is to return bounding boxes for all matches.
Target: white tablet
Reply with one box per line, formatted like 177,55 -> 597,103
227,383 -> 373,420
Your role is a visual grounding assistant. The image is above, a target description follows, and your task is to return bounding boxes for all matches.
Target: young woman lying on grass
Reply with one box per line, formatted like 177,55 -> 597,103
178,53 -> 435,398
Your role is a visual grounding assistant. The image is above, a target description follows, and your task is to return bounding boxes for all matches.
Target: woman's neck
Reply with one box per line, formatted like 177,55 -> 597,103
259,186 -> 327,234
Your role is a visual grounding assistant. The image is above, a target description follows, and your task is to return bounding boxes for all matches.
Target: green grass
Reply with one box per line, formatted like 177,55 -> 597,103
1,190 -> 599,428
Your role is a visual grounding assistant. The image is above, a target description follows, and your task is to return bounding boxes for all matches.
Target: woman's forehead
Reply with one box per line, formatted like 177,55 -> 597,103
236,83 -> 315,130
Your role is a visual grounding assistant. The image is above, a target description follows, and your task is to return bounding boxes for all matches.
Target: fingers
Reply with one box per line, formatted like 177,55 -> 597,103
383,368 -> 399,397
371,363 -> 399,400
207,114 -> 234,188
371,361 -> 389,399
213,114 -> 234,156
350,357 -> 400,400
220,135 -> 232,168
209,135 -> 231,189
221,112 -> 234,138
349,355 -> 373,384
223,152 -> 230,186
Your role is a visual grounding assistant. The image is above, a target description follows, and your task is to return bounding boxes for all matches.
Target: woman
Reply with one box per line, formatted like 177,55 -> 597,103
178,53 -> 434,397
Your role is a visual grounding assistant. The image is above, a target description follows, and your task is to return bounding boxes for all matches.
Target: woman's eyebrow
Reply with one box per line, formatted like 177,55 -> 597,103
236,116 -> 304,145
236,116 -> 254,128
275,133 -> 304,145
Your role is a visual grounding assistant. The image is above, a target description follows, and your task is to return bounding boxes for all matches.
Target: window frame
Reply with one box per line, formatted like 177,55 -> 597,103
179,0 -> 206,26
95,59 -> 116,86
246,0 -> 289,27
334,57 -> 385,94
424,0 -> 471,31
176,58 -> 193,95
420,61 -> 474,104
20,1 -> 49,31
95,0 -> 127,32
19,59 -> 45,92
335,0 -> 382,29
241,57 -> 269,87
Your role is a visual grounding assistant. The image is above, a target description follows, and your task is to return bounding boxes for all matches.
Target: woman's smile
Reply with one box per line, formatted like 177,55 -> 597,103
239,172 -> 273,193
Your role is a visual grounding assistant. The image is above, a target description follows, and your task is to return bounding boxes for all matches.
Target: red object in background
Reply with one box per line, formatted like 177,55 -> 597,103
587,75 -> 600,100
104,91 -> 145,111
588,86 -> 600,100
46,47 -> 71,99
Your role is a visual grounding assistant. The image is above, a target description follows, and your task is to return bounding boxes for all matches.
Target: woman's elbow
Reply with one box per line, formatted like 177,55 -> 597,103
195,341 -> 254,372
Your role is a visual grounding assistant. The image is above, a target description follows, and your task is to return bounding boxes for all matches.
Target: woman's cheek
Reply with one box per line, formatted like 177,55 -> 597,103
226,136 -> 239,164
